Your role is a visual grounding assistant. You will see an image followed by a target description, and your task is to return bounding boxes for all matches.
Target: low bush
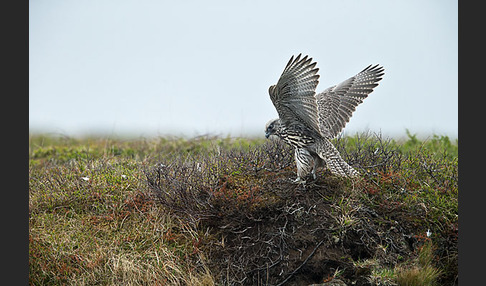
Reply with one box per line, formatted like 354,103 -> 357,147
29,132 -> 458,285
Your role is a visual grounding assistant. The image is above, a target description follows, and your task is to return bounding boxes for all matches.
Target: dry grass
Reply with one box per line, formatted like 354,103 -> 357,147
29,136 -> 225,285
29,133 -> 457,285
394,240 -> 443,286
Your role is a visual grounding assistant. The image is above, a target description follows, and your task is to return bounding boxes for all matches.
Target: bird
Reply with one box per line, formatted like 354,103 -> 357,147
265,54 -> 384,183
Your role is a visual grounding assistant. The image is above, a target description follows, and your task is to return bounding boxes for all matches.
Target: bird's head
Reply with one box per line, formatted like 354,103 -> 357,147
265,118 -> 281,138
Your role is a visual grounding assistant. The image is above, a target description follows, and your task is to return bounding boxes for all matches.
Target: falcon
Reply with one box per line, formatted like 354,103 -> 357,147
265,54 -> 384,183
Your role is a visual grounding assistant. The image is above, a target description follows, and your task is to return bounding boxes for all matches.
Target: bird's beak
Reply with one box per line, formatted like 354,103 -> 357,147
265,132 -> 270,139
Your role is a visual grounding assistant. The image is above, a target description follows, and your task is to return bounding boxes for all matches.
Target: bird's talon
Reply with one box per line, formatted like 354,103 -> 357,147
292,177 -> 306,184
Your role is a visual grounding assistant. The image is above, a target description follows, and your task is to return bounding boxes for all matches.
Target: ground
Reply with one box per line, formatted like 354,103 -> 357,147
29,132 -> 457,285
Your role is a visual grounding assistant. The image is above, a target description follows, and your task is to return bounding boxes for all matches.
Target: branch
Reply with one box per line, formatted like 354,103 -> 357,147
276,239 -> 325,286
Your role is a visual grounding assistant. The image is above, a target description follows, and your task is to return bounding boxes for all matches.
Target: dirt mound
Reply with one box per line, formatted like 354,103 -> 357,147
145,136 -> 457,285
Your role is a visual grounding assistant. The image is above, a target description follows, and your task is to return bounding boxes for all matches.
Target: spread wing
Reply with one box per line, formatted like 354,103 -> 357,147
268,54 -> 320,133
317,64 -> 384,139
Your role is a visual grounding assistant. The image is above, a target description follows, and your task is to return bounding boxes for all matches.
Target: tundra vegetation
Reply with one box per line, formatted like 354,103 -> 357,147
29,131 -> 457,285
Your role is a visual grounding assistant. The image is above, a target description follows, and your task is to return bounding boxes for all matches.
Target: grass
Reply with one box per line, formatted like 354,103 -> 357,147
29,132 -> 457,285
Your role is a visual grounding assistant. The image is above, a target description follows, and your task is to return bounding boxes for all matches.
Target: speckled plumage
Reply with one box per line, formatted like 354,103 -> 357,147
265,54 -> 384,182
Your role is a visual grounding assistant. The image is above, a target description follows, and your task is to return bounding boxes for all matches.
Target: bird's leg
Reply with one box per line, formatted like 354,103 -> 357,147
294,148 -> 312,184
292,176 -> 306,184
310,153 -> 321,181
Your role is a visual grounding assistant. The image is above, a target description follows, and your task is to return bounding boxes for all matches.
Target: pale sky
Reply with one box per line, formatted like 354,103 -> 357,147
29,0 -> 458,139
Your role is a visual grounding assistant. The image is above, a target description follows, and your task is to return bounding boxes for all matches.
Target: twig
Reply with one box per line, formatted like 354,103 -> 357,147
276,239 -> 325,286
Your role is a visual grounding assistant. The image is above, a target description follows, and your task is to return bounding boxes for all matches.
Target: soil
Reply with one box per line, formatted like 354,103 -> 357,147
198,177 -> 413,285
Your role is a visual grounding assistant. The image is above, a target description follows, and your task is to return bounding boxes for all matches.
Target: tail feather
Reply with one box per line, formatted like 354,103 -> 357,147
316,139 -> 359,177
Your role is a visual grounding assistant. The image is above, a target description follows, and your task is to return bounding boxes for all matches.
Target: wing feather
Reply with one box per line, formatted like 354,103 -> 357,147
317,64 -> 384,138
269,54 -> 320,133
